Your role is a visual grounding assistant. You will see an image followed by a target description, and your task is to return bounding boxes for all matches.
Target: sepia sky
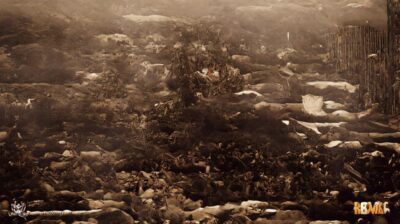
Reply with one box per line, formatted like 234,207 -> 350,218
0,0 -> 387,27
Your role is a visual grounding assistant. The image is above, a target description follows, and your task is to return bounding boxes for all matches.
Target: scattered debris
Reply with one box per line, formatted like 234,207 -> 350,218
1,4 -> 398,224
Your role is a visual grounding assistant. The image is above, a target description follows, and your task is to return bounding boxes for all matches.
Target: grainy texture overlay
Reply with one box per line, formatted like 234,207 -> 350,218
0,1 -> 399,224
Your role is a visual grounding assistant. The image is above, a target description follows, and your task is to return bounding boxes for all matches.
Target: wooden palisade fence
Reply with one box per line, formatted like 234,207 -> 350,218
326,1 -> 400,114
325,26 -> 392,113
327,0 -> 400,114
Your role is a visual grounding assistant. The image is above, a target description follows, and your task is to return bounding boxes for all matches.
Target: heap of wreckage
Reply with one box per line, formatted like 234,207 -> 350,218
0,17 -> 399,224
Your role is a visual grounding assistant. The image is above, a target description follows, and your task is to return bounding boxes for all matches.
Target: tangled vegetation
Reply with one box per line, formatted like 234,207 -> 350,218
169,24 -> 244,106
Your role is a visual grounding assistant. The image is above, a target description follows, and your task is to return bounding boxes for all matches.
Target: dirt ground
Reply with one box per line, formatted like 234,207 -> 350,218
0,1 -> 399,223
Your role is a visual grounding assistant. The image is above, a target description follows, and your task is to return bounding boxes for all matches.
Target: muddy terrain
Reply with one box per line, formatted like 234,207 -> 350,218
0,1 -> 399,224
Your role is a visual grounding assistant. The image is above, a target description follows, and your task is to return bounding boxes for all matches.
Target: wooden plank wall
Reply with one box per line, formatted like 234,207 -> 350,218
325,26 -> 397,113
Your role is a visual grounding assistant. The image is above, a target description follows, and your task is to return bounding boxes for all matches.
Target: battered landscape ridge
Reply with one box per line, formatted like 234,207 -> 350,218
0,0 -> 399,223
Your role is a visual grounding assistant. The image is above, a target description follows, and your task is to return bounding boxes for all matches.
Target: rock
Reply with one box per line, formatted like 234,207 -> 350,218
0,131 -> 9,142
254,219 -> 305,224
329,191 -> 340,199
279,63 -> 296,77
183,198 -> 202,211
72,222 -> 96,224
53,190 -> 85,200
276,48 -> 296,61
162,205 -> 185,224
251,83 -> 285,94
372,216 -> 389,224
80,151 -> 102,161
254,102 -> 289,112
87,190 -> 105,200
229,214 -> 252,224
27,220 -> 66,224
96,208 -> 134,224
0,200 -> 9,210
272,210 -> 307,221
243,73 -> 252,83
62,150 -> 75,158
88,199 -> 128,210
309,221 -> 350,224
103,192 -> 131,203
375,142 -> 400,154
90,161 -> 109,172
87,218 -> 98,224
32,143 -> 48,157
301,150 -> 321,160
88,200 -> 107,209
88,199 -> 126,210
240,200 -> 270,209
186,209 -> 214,221
50,161 -> 70,171
281,201 -> 308,212
295,222 -> 311,224
44,152 -> 63,160
40,182 -> 55,194
27,200 -> 47,210
140,188 -> 155,199
232,55 -> 251,63
96,189 -> 105,195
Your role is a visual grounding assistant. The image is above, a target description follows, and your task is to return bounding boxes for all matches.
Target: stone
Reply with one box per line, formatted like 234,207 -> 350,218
27,220 -> 66,224
72,222 -> 95,224
87,191 -> 104,200
229,214 -> 252,224
44,152 -> 63,160
32,143 -> 48,157
54,190 -> 86,200
0,200 -> 9,210
162,205 -> 185,224
281,201 -> 308,212
87,218 -> 98,224
96,189 -> 105,194
88,200 -> 107,209
103,192 -> 131,202
272,210 -> 307,221
40,182 -> 55,194
62,150 -> 75,158
140,188 -> 155,199
309,221 -> 350,224
50,161 -> 70,171
329,191 -> 340,199
254,219 -> 302,224
96,208 -> 134,224
372,216 -> 389,224
0,131 -> 9,142
183,198 -> 202,211
232,55 -> 251,63
80,151 -> 102,161
88,199 -> 126,210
